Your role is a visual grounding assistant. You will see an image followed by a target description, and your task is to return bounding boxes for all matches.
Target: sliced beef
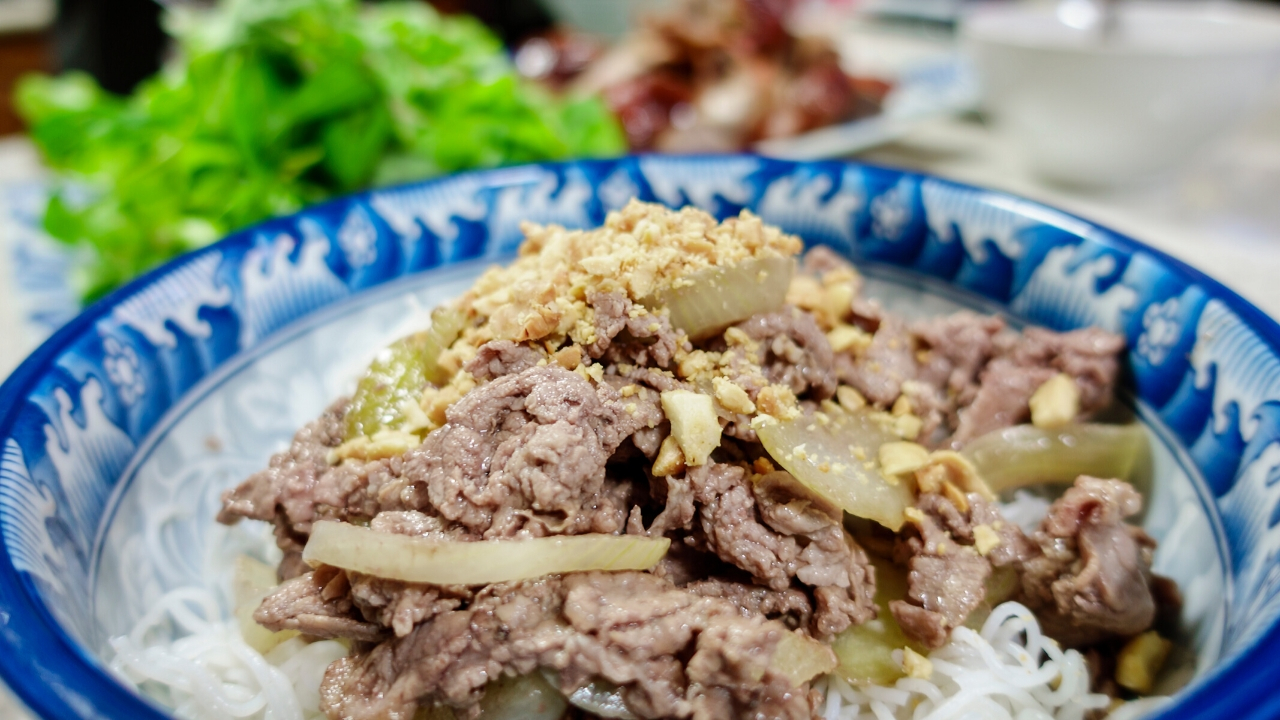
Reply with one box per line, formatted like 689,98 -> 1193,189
320,572 -> 821,720
600,369 -> 672,459
464,340 -> 547,381
255,567 -> 386,642
889,493 -> 990,649
731,308 -> 838,400
560,572 -> 817,720
911,311 -> 1006,411
221,428 -> 414,542
1017,476 -> 1158,647
411,365 -> 647,538
1011,328 -> 1125,412
320,578 -> 565,720
684,579 -> 813,628
347,574 -> 468,638
221,366 -> 662,548
889,491 -> 1036,649
837,315 -> 917,407
646,472 -> 697,537
218,399 -> 347,526
687,464 -> 876,637
951,327 -> 1124,445
800,245 -> 858,280
950,358 -> 1057,445
588,291 -> 685,368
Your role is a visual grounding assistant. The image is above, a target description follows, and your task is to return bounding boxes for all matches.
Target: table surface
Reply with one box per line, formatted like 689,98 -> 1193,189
0,79 -> 1277,720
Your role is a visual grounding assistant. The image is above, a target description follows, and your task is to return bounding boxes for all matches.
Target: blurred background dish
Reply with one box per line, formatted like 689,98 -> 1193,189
962,0 -> 1280,187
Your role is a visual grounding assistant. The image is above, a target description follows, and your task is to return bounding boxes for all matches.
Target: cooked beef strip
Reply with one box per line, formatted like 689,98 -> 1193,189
838,314 -> 918,408
600,369 -> 673,459
415,365 -> 648,538
1017,476 -> 1158,647
464,340 -> 548,381
889,492 -> 994,649
951,327 -> 1124,445
684,578 -> 813,628
347,574 -> 469,639
218,399 -> 347,527
587,291 -> 686,368
320,572 -> 821,720
732,307 -> 838,401
255,566 -> 387,642
889,476 -> 1163,651
911,311 -> 1006,417
688,464 -> 876,637
223,366 -> 654,544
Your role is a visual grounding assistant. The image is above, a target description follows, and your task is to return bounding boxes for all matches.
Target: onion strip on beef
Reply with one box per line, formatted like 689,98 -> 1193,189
648,255 -> 794,339
961,423 -> 1149,493
757,406 -> 916,531
302,522 -> 671,585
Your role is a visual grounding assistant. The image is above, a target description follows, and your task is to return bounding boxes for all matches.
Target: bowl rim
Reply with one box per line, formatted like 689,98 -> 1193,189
1,154 -> 1279,720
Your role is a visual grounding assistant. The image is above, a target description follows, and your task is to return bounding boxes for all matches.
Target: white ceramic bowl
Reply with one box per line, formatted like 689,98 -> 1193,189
961,0 -> 1280,187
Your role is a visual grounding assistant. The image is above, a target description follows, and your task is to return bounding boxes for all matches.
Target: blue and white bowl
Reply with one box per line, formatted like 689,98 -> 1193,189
0,156 -> 1278,719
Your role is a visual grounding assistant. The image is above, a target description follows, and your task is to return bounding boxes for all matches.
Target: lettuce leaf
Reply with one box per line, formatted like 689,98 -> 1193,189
17,0 -> 625,302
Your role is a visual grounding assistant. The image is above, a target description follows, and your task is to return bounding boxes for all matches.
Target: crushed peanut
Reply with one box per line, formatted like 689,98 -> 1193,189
1116,631 -> 1172,694
879,441 -> 930,477
891,395 -> 913,417
464,201 -> 801,344
973,524 -> 1001,555
661,390 -> 723,467
756,385 -> 801,420
894,414 -> 923,440
652,435 -> 687,477
1029,373 -> 1080,429
712,377 -> 756,414
553,345 -> 582,370
330,430 -> 420,463
827,324 -> 873,354
902,647 -> 933,679
836,385 -> 867,412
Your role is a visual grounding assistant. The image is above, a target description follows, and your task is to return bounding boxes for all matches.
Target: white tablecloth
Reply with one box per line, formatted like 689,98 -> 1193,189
0,83 -> 1278,720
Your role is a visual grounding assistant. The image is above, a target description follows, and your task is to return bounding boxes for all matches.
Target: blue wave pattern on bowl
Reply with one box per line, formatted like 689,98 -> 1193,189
0,155 -> 1277,719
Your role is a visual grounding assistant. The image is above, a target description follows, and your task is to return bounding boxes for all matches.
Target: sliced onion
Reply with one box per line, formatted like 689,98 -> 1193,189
477,672 -> 567,720
421,306 -> 468,386
962,566 -> 1019,632
756,407 -> 916,531
232,555 -> 298,653
648,254 -> 794,340
303,522 -> 670,585
961,423 -> 1149,493
345,306 -> 466,440
832,557 -> 918,685
771,630 -> 838,687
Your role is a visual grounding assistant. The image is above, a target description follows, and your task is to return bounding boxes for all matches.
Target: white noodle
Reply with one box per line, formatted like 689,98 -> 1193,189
820,601 -> 1145,720
108,585 -> 341,720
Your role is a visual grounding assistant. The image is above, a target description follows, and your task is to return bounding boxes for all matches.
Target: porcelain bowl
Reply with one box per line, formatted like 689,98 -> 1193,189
961,0 -> 1280,186
1,156 -> 1279,719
